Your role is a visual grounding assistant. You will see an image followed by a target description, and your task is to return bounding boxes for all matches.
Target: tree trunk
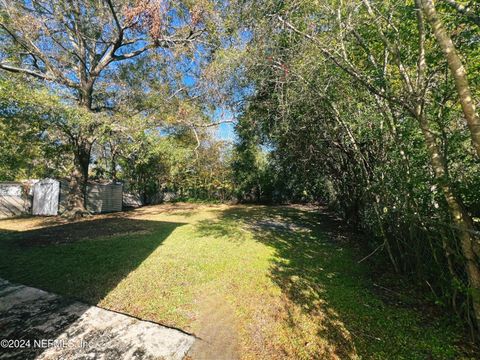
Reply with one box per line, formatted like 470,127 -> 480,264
110,142 -> 118,182
418,111 -> 480,330
65,77 -> 95,217
67,167 -> 85,216
111,157 -> 117,182
66,142 -> 92,217
420,0 -> 480,158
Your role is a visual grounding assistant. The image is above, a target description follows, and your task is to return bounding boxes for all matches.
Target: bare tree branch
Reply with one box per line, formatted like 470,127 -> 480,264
277,15 -> 416,116
105,0 -> 122,33
0,63 -> 53,81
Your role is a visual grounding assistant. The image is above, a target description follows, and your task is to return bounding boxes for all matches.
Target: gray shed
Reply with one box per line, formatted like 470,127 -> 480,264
33,179 -> 123,216
0,182 -> 30,218
85,183 -> 123,213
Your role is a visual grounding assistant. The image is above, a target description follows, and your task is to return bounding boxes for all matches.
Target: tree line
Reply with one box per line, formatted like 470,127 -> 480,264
230,0 -> 480,337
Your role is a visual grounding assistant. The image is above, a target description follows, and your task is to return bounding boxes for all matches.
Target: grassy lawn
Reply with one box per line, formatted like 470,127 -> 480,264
0,204 -> 471,359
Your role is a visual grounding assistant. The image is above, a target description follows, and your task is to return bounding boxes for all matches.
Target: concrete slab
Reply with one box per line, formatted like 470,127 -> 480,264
0,279 -> 195,359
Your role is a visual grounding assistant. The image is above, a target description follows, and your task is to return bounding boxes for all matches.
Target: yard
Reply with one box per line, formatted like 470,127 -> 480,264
0,204 -> 470,359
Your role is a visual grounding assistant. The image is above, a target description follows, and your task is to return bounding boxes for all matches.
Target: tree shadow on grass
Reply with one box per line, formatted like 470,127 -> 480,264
0,217 -> 187,359
195,205 -> 461,359
0,218 -> 185,304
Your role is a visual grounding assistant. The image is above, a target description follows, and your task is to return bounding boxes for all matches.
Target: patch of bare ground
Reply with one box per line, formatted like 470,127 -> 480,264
12,218 -> 152,246
129,202 -> 228,217
0,203 -> 223,246
187,293 -> 240,360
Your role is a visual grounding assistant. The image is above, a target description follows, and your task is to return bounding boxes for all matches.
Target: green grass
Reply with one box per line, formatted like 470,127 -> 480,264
0,204 -> 471,359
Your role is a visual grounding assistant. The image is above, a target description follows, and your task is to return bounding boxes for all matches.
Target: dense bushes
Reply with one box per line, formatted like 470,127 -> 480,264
232,0 -> 480,336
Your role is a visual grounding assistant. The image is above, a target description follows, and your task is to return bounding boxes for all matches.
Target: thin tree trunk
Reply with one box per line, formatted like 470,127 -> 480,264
111,157 -> 117,182
415,0 -> 480,330
418,111 -> 480,330
330,103 -> 399,272
420,0 -> 480,158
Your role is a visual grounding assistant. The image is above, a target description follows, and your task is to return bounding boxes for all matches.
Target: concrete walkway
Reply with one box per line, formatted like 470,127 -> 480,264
0,279 -> 195,359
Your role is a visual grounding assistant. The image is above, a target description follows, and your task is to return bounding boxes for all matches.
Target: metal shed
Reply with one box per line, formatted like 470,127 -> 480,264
32,179 -> 123,216
85,183 -> 123,213
32,179 -> 60,216
0,182 -> 30,218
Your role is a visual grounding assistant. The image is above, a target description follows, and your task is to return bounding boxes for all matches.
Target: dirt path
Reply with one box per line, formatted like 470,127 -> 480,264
187,293 -> 240,360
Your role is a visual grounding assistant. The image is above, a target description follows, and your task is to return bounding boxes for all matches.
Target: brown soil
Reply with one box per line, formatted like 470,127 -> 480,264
6,218 -> 151,246
187,293 -> 241,360
0,202 -> 213,246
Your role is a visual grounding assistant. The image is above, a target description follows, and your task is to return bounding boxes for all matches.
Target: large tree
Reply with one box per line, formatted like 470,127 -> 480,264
0,0 -> 212,215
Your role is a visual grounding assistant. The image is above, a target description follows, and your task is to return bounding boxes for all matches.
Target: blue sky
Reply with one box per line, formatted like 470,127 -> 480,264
216,121 -> 235,141
210,107 -> 237,142
17,3 -> 242,144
